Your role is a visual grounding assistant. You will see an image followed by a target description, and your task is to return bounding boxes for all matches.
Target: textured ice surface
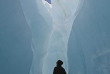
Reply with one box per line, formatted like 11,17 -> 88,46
19,0 -> 110,74
20,0 -> 82,74
0,0 -> 110,74
0,0 -> 32,74
68,0 -> 110,74
41,0 -> 83,74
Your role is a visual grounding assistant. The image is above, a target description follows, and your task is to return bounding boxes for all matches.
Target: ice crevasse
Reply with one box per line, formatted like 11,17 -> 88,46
20,0 -> 82,74
38,0 -> 83,74
20,0 -> 110,74
19,0 -> 84,74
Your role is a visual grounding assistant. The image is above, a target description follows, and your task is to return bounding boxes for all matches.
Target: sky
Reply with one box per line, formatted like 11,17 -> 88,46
45,0 -> 51,4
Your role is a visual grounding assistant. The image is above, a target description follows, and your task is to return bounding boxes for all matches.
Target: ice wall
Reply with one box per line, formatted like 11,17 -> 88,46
20,0 -> 82,74
0,0 -> 110,74
41,0 -> 83,74
20,0 -> 52,74
20,0 -> 110,74
68,0 -> 110,74
0,0 -> 32,74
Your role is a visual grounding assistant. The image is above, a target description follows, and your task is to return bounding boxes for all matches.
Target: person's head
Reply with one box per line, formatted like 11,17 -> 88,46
56,60 -> 63,67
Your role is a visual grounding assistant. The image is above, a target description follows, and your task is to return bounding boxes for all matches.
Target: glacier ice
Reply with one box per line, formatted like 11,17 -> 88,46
68,0 -> 110,74
20,0 -> 83,74
19,0 -> 110,74
40,0 -> 83,74
0,0 -> 110,74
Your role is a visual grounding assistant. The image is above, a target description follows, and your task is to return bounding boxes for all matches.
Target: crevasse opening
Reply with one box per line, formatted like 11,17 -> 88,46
42,0 -> 52,9
45,0 -> 51,4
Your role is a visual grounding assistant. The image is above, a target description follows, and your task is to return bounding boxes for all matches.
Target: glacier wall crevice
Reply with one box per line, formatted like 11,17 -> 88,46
20,0 -> 83,74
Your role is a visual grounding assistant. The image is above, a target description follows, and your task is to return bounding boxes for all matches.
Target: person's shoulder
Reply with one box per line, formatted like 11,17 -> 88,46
61,67 -> 64,69
54,67 -> 57,69
61,67 -> 66,74
61,67 -> 66,71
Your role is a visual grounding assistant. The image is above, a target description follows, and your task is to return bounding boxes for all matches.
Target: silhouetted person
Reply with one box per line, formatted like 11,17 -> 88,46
53,60 -> 66,74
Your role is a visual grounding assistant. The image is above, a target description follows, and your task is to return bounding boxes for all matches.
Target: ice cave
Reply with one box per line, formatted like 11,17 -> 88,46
0,0 -> 110,74
20,0 -> 84,74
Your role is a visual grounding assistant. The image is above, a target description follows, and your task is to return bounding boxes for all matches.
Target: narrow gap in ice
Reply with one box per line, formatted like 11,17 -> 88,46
42,0 -> 52,9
